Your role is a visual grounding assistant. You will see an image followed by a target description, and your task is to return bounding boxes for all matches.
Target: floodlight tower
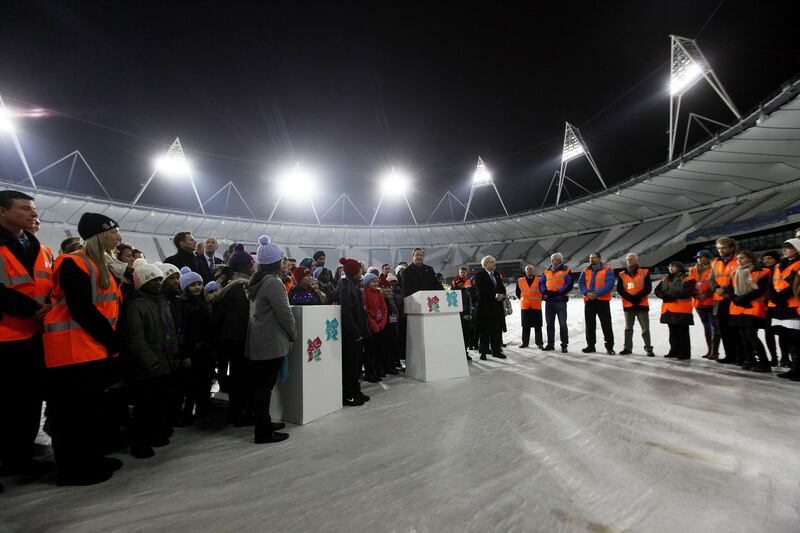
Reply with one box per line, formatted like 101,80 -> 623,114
132,137 -> 205,214
668,35 -> 740,161
268,161 -> 321,224
0,93 -> 37,188
371,167 -> 417,226
463,157 -> 508,222
555,122 -> 606,206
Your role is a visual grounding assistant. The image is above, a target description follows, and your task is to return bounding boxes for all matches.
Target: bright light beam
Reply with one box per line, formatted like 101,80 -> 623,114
670,61 -> 703,95
269,162 -> 321,224
0,94 -> 36,188
372,167 -> 417,225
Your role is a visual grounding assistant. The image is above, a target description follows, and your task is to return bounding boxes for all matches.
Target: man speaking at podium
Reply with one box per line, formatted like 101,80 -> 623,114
402,248 -> 440,297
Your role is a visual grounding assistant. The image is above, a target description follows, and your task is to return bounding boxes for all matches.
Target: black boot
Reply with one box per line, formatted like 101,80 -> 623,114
254,424 -> 289,444
702,332 -> 713,359
710,335 -> 720,361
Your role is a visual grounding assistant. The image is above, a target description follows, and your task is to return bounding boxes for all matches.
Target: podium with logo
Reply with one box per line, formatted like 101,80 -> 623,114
270,305 -> 342,425
404,290 -> 469,382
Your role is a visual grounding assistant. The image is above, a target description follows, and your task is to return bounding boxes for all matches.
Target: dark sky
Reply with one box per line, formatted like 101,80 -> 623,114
1,1 -> 799,225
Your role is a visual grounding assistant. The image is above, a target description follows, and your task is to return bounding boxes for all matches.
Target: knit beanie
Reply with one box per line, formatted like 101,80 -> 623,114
761,250 -> 781,261
782,238 -> 800,251
228,243 -> 254,266
339,257 -> 361,278
132,258 -> 163,290
256,235 -> 284,265
368,266 -> 380,275
78,212 -> 119,240
362,272 -> 378,287
299,257 -> 313,269
313,250 -> 325,261
378,274 -> 391,288
155,262 -> 180,280
292,266 -> 311,285
313,267 -> 324,279
387,273 -> 398,283
204,281 -> 220,295
694,250 -> 713,259
179,266 -> 203,291
669,261 -> 686,272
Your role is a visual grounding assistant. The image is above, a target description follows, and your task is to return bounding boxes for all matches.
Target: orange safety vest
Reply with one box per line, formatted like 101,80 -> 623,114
451,276 -> 472,289
544,266 -> 571,292
768,260 -> 800,309
688,265 -> 714,308
517,277 -> 542,310
660,275 -> 693,316
0,243 -> 53,341
711,257 -> 738,301
284,278 -> 295,294
582,265 -> 613,302
729,269 -> 769,319
43,250 -> 120,368
619,267 -> 649,309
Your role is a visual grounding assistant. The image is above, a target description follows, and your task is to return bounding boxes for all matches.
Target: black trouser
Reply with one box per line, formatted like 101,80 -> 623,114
521,325 -> 543,347
0,336 -> 45,468
129,375 -> 172,447
584,300 -> 614,350
479,324 -> 502,355
384,323 -> 399,370
47,359 -> 111,477
775,326 -> 799,368
342,337 -> 364,398
545,301 -> 569,348
215,340 -> 230,392
715,299 -> 740,362
252,358 -> 283,436
737,327 -> 769,367
174,359 -> 212,418
364,328 -> 386,378
764,317 -> 788,362
667,324 -> 691,359
226,340 -> 253,421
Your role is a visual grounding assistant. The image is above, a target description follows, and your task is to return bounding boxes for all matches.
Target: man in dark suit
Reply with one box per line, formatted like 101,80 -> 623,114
163,231 -> 200,273
473,255 -> 507,360
197,236 -> 224,283
402,247 -> 440,297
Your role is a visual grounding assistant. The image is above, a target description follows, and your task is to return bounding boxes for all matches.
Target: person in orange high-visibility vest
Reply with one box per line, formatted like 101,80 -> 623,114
516,264 -> 543,348
709,237 -> 742,365
44,212 -> 123,487
654,261 -> 694,360
688,250 -> 719,359
769,239 -> 800,381
726,250 -> 772,372
577,252 -> 616,355
0,190 -> 55,482
617,253 -> 654,357
761,250 -> 787,367
539,253 -> 574,353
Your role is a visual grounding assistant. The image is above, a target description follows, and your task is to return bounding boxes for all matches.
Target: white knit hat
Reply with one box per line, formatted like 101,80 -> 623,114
133,258 -> 164,289
155,262 -> 180,279
782,238 -> 800,252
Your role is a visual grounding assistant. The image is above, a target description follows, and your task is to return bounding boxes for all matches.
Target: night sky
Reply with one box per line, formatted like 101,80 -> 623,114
1,1 -> 799,225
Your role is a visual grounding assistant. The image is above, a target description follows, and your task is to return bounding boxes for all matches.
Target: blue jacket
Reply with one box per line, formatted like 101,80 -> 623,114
539,264 -> 574,302
578,264 -> 616,299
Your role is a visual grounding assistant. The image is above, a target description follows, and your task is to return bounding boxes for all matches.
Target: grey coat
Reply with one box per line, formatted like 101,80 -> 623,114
244,272 -> 297,361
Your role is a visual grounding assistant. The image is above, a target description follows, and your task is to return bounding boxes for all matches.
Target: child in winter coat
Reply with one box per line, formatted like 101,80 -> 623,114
363,272 -> 388,382
288,266 -> 325,305
380,275 -> 401,374
121,260 -> 177,459
176,267 -> 213,425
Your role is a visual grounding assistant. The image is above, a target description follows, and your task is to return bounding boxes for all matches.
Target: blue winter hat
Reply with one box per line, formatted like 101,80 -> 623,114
204,281 -> 220,294
362,272 -> 378,286
256,235 -> 284,265
179,266 -> 203,292
695,250 -> 713,259
299,257 -> 313,268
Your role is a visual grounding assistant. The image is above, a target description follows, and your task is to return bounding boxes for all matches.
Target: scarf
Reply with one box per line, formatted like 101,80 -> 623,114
106,252 -> 128,280
733,263 -> 755,296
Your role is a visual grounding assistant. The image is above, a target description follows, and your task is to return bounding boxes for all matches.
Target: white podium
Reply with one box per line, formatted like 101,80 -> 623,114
270,305 -> 342,425
404,290 -> 469,382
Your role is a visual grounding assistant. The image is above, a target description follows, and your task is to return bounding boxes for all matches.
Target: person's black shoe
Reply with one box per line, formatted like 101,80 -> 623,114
751,365 -> 771,373
271,422 -> 286,431
771,358 -> 778,367
677,356 -> 690,361
536,344 -> 544,349
664,354 -> 677,358
364,375 -> 380,383
254,431 -> 289,444
486,349 -> 493,355
619,349 -> 632,355
542,345 -> 555,351
717,358 -> 737,365
343,396 -> 365,406
645,349 -> 655,358
561,346 -> 568,353
356,392 -> 370,402
0,459 -> 56,477
130,444 -> 155,459
57,468 -> 113,487
582,347 -> 596,354
479,354 -> 487,360
741,361 -> 754,371
501,342 -> 508,347
606,349 -> 616,355
492,353 -> 507,359
520,343 -> 529,348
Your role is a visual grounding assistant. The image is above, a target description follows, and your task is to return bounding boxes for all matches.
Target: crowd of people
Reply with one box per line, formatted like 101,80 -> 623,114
1,187 -> 798,492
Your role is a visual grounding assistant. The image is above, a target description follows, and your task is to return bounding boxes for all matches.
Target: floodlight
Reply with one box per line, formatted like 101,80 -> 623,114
0,108 -> 13,132
472,157 -> 492,186
670,61 -> 703,96
154,138 -> 191,176
381,167 -> 409,196
279,162 -> 316,200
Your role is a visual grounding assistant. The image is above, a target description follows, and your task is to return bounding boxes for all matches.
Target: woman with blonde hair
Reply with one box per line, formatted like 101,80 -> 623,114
44,213 -> 124,486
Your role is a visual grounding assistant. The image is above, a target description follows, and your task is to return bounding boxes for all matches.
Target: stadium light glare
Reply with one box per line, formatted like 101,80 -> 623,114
0,108 -> 13,133
279,162 -> 317,200
154,138 -> 191,176
670,61 -> 703,96
381,167 -> 409,197
472,158 -> 492,186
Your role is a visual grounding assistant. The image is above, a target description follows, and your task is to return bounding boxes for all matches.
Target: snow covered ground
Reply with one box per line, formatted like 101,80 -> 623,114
1,298 -> 799,532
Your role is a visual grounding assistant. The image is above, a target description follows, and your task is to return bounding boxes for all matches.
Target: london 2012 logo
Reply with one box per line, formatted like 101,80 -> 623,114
306,337 -> 322,362
325,318 -> 339,341
446,291 -> 458,307
427,296 -> 440,313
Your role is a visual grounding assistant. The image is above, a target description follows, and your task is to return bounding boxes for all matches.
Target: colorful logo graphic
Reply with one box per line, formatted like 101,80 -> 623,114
325,318 -> 339,341
306,337 -> 322,362
427,296 -> 440,313
446,291 -> 459,307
